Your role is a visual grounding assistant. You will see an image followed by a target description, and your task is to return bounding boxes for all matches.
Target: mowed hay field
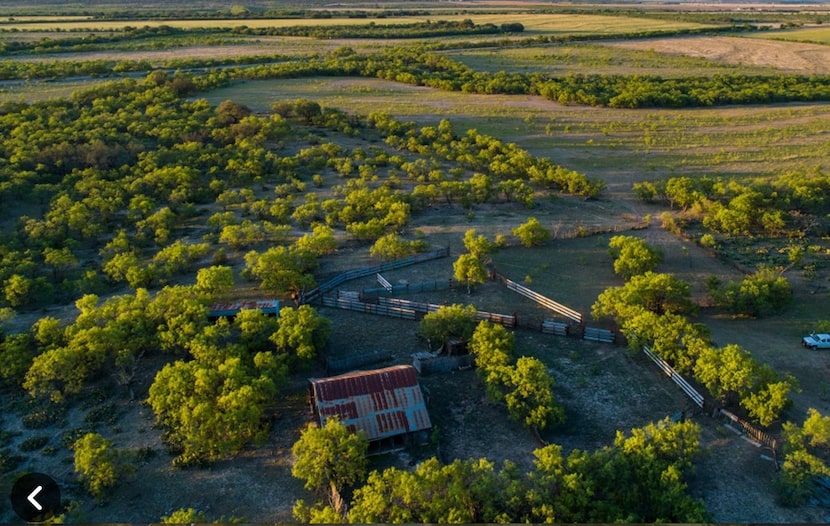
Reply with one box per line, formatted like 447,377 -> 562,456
608,34 -> 830,74
757,25 -> 830,44
446,42 -> 782,77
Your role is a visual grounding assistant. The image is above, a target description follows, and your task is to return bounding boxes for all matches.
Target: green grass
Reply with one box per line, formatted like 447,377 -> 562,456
446,43 -> 781,77
0,79 -> 112,103
754,26 -> 830,44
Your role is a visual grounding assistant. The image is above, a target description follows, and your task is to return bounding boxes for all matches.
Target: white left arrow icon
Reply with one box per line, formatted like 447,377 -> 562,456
27,485 -> 43,511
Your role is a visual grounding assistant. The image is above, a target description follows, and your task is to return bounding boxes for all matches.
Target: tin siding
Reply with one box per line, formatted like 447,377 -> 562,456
309,366 -> 432,442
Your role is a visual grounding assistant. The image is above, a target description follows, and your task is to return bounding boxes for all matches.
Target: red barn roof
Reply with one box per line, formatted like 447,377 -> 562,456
309,365 -> 432,442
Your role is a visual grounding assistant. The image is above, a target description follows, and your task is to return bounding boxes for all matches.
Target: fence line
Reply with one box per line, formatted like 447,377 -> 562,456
376,273 -> 392,293
642,346 -> 704,408
497,274 -> 583,324
718,408 -> 779,452
583,327 -> 615,344
362,279 -> 455,298
321,295 -> 417,320
303,247 -> 449,304
373,296 -> 517,328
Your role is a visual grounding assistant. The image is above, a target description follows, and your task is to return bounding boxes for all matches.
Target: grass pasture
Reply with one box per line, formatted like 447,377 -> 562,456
757,25 -> 830,44
0,13 -> 709,34
202,77 -> 830,189
445,42 -> 781,77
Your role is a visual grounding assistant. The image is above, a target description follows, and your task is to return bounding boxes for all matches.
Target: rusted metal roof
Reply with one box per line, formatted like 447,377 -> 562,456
309,365 -> 432,442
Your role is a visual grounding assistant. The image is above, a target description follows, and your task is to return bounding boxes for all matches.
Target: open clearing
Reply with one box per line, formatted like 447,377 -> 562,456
758,25 -> 830,44
446,42 -> 781,77
608,35 -> 830,74
202,77 -> 830,189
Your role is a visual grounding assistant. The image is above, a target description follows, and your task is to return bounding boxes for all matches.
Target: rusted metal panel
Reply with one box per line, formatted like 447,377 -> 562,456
309,365 -> 431,442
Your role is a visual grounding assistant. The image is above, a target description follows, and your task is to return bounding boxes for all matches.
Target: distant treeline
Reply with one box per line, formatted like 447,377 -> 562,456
0,19 -> 519,56
4,42 -> 830,109
206,47 -> 830,109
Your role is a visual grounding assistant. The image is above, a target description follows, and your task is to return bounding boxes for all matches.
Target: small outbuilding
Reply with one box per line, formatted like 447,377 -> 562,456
308,365 -> 432,451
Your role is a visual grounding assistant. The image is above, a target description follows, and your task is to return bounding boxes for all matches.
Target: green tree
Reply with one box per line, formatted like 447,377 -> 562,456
293,99 -> 323,124
292,418 -> 368,515
245,246 -> 317,297
710,267 -> 792,317
296,224 -> 338,256
741,379 -> 795,427
607,235 -> 663,280
693,344 -> 756,404
462,229 -> 495,259
802,408 -> 830,448
0,332 -> 36,386
469,320 -> 514,372
74,433 -> 131,502
417,304 -> 478,350
4,274 -> 32,308
593,272 -> 696,319
195,265 -> 234,298
43,246 -> 78,282
778,414 -> 830,506
512,217 -> 551,248
161,508 -> 207,524
453,253 -> 488,294
502,356 -> 564,430
272,305 -> 331,362
148,355 -> 278,465
369,233 -> 424,261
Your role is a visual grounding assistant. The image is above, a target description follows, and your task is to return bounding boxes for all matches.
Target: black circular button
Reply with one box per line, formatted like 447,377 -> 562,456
10,473 -> 61,523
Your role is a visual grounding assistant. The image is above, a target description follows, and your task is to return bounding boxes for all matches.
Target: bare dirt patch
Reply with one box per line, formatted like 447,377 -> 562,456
608,35 -> 830,74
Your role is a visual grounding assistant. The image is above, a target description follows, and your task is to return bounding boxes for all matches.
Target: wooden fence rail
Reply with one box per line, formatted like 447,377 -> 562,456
583,327 -> 615,344
498,275 -> 583,324
542,320 -> 568,336
719,408 -> 779,452
375,297 -> 516,328
376,273 -> 392,293
303,247 -> 449,304
642,346 -> 704,408
321,295 -> 417,320
362,279 -> 455,299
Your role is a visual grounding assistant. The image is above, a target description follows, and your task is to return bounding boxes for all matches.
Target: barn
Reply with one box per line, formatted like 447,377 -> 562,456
308,365 -> 432,451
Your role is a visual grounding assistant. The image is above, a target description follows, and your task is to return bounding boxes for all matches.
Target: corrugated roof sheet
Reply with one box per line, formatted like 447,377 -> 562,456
309,365 -> 432,442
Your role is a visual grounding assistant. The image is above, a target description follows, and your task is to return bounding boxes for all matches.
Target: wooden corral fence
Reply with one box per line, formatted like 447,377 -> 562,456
376,273 -> 393,293
302,247 -> 450,304
583,327 -> 615,343
717,408 -> 780,452
362,278 -> 455,299
376,296 -> 516,328
496,274 -> 583,324
642,346 -> 705,409
321,294 -> 417,320
326,350 -> 392,374
542,320 -> 568,336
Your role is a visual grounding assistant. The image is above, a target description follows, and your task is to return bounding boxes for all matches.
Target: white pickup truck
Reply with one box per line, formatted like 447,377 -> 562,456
803,333 -> 830,350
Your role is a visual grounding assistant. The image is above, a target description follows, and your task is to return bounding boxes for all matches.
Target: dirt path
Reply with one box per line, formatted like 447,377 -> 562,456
608,35 -> 830,74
